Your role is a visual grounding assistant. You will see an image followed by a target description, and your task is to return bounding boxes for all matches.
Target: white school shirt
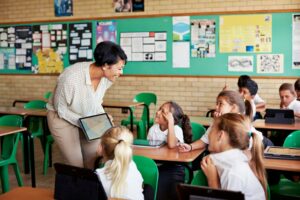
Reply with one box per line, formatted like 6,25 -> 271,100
201,125 -> 263,149
210,149 -> 265,200
95,160 -> 144,200
147,124 -> 184,143
46,62 -> 112,126
287,99 -> 300,118
254,94 -> 265,104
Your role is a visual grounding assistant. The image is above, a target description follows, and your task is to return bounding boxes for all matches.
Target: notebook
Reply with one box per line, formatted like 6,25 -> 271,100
54,163 -> 107,200
133,139 -> 166,148
265,108 -> 295,124
79,113 -> 113,141
264,146 -> 300,160
176,184 -> 245,200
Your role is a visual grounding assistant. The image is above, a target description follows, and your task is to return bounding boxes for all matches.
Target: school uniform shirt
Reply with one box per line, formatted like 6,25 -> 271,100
95,160 -> 144,200
46,62 -> 112,126
287,99 -> 300,118
254,94 -> 265,104
201,125 -> 263,149
147,124 -> 184,143
210,149 -> 265,200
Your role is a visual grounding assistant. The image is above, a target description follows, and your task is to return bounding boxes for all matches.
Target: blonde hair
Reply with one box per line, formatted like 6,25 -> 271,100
100,126 -> 133,198
214,113 -> 267,199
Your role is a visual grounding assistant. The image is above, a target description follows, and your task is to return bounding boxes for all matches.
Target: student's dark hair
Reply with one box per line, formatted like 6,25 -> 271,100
294,79 -> 300,91
237,75 -> 251,88
214,113 -> 267,199
244,79 -> 258,96
93,41 -> 127,67
165,101 -> 192,144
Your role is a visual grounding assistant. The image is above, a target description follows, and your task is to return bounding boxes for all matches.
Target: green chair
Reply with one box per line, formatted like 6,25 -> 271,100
121,92 -> 157,139
24,100 -> 47,174
43,91 -> 53,100
43,135 -> 54,175
191,170 -> 208,186
270,130 -> 300,199
191,122 -> 206,142
133,155 -> 159,200
0,115 -> 24,193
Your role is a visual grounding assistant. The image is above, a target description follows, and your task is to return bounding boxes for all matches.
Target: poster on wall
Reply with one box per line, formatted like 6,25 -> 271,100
191,19 -> 216,58
228,56 -> 253,72
173,42 -> 190,68
0,26 -> 15,48
257,54 -> 284,73
96,21 -> 117,44
114,0 -> 144,12
173,16 -> 190,41
292,14 -> 300,69
55,0 -> 73,16
69,22 -> 93,64
0,48 -> 15,69
220,14 -> 272,53
32,24 -> 67,73
15,26 -> 32,70
120,31 -> 167,62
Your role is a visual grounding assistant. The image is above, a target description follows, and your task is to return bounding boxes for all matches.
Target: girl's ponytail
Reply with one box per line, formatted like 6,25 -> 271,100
181,114 -> 192,144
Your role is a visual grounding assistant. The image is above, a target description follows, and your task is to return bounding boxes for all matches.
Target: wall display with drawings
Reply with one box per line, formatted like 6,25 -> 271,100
120,31 -> 167,62
32,24 -> 67,73
68,22 -> 93,64
96,21 -> 117,44
257,54 -> 284,73
0,26 -> 15,48
0,48 -> 15,70
15,26 -> 32,70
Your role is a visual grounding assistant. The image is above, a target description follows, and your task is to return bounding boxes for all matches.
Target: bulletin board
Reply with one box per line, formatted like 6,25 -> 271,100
0,12 -> 299,77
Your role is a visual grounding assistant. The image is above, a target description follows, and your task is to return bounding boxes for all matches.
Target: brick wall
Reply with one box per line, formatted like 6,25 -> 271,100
0,0 -> 299,124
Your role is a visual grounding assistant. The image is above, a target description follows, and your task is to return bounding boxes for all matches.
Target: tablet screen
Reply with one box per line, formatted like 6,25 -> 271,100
79,113 -> 112,141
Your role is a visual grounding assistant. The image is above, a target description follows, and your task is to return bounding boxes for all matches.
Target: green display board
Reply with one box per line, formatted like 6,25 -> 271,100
0,12 -> 299,77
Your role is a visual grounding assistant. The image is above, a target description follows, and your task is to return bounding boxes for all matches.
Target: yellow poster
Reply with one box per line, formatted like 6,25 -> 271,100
220,14 -> 272,53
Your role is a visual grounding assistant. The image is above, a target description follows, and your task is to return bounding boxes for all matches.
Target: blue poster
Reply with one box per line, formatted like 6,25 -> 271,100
55,0 -> 73,17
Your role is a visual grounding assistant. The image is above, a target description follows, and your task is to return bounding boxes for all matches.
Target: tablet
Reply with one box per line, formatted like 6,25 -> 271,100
79,113 -> 113,141
264,146 -> 300,160
133,139 -> 166,148
265,108 -> 295,124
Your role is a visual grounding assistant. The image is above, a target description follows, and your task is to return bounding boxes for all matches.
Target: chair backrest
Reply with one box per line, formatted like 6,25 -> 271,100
283,130 -> 300,148
191,170 -> 208,186
191,122 -> 206,142
133,155 -> 158,200
0,115 -> 23,160
134,92 -> 157,122
43,91 -> 53,100
24,100 -> 47,109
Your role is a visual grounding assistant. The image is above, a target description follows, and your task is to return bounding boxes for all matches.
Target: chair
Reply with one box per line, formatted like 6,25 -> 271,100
191,170 -> 208,186
43,135 -> 54,175
0,115 -> 24,193
191,122 -> 206,142
270,130 -> 300,199
43,91 -> 53,100
121,92 -> 157,139
24,100 -> 47,174
184,122 -> 206,183
133,155 -> 159,200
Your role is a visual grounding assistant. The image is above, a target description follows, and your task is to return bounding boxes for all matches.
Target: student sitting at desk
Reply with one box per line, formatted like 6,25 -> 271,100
201,113 -> 267,200
178,90 -> 272,153
95,126 -> 144,200
147,101 -> 192,200
279,83 -> 300,118
294,78 -> 300,101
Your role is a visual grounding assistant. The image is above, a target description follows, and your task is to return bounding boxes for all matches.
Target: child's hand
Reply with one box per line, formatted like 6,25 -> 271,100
201,156 -> 219,184
177,143 -> 191,152
213,111 -> 222,118
163,111 -> 174,125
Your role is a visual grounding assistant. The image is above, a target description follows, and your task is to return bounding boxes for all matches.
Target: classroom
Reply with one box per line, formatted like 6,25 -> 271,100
0,0 -> 299,199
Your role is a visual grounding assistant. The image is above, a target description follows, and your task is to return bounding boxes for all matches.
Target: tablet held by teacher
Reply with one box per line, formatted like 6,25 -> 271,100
46,41 -> 127,169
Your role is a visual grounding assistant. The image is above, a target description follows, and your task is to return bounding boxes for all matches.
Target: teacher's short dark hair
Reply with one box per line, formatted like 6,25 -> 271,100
94,41 -> 127,67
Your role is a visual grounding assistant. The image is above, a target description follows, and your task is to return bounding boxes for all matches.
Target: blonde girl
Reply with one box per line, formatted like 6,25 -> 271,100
201,113 -> 267,200
95,126 -> 144,199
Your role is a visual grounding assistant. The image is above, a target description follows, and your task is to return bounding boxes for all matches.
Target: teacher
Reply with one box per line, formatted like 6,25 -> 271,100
47,41 -> 127,169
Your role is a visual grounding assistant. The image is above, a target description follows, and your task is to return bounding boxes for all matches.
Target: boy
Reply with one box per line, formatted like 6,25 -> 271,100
239,78 -> 258,119
294,78 -> 300,101
238,75 -> 266,109
279,83 -> 300,118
